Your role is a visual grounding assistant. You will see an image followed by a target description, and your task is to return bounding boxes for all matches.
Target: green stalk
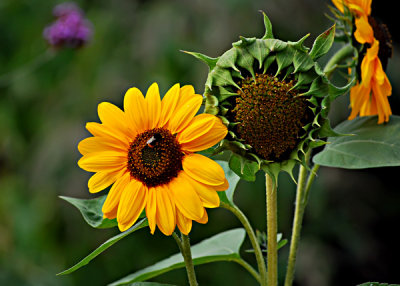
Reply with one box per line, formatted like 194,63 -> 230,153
284,153 -> 320,286
173,232 -> 199,286
266,173 -> 278,286
220,201 -> 267,286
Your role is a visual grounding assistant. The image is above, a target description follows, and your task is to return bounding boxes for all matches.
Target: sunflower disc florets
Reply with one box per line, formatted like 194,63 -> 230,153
187,12 -> 352,182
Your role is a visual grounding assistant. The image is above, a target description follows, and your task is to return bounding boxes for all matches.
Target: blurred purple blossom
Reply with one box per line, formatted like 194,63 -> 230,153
43,2 -> 93,49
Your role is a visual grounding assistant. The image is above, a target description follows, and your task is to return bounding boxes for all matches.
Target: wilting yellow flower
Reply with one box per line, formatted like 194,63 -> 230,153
78,83 -> 228,235
349,39 -> 392,123
333,0 -> 392,123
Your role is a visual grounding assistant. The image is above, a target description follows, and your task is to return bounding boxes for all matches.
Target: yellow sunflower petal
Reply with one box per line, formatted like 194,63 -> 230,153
213,178 -> 229,191
146,187 -> 157,234
117,180 -> 148,232
78,136 -> 127,156
177,85 -> 195,108
169,172 -> 204,220
177,114 -> 217,144
168,95 -> 203,134
97,102 -> 130,135
88,169 -> 125,194
176,208 -> 192,235
86,122 -> 130,147
102,172 -> 131,218
78,151 -> 127,172
182,154 -> 226,186
196,210 -> 208,224
354,15 -> 374,44
124,87 -> 148,133
185,175 -> 220,208
180,116 -> 227,152
159,83 -> 180,127
155,185 -> 176,236
146,83 -> 161,129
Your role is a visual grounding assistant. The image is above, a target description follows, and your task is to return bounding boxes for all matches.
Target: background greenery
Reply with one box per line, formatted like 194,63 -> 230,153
0,0 -> 398,285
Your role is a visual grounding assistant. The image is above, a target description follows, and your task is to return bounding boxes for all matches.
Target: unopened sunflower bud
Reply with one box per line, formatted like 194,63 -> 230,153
187,12 -> 351,182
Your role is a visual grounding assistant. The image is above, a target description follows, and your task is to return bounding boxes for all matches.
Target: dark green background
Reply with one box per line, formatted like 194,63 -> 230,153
0,0 -> 399,285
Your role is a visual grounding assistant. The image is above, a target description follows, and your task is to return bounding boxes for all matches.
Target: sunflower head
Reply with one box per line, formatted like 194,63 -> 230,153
186,12 -> 349,182
78,83 -> 229,236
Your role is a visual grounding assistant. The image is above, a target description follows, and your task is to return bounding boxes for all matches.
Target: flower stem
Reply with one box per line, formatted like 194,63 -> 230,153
173,232 -> 198,286
234,258 -> 262,284
220,201 -> 267,286
266,173 -> 278,286
284,154 -> 320,286
323,44 -> 355,78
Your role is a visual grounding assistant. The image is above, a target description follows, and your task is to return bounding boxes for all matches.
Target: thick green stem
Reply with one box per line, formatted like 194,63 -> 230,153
266,173 -> 278,286
284,154 -> 320,286
323,44 -> 355,78
179,233 -> 198,286
220,202 -> 267,286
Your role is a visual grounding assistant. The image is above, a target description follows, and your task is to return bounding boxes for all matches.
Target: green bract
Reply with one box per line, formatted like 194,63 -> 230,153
187,12 -> 351,183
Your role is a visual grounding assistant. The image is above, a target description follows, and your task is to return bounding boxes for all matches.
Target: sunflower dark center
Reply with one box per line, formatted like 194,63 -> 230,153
127,128 -> 183,187
368,16 -> 393,70
233,73 -> 311,162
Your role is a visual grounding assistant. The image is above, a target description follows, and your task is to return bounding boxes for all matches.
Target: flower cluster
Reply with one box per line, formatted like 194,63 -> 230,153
43,2 -> 93,49
332,0 -> 393,123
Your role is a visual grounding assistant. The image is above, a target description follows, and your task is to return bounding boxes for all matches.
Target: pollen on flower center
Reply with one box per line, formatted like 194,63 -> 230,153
127,128 -> 183,187
233,73 -> 311,162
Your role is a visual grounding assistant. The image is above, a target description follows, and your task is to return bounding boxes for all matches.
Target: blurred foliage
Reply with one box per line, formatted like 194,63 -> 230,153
0,0 -> 399,285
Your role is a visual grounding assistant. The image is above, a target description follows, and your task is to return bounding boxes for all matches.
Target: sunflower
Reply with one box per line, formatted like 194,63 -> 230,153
332,0 -> 393,123
77,83 -> 228,235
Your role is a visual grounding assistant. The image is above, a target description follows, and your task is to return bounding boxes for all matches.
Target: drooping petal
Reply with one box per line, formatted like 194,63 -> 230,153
88,168 -> 125,193
354,15 -> 374,44
176,208 -> 192,235
146,187 -> 157,234
155,185 -> 176,235
117,180 -> 147,232
180,116 -> 227,152
146,83 -> 161,129
78,151 -> 127,172
169,172 -> 204,220
102,172 -> 131,218
159,83 -> 180,127
195,210 -> 208,224
177,114 -> 217,144
182,154 -> 226,186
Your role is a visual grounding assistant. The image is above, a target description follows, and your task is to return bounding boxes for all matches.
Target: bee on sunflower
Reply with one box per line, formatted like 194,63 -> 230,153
330,0 -> 393,123
186,12 -> 351,181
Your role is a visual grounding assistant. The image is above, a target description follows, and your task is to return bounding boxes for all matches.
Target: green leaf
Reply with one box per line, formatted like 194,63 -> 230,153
59,195 -> 117,229
108,228 -> 246,285
58,218 -> 148,275
215,160 -> 241,204
309,24 -> 336,60
229,154 -> 259,182
313,115 -> 400,169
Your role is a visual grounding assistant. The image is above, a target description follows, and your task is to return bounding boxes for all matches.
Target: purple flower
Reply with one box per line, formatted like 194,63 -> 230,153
43,2 -> 93,49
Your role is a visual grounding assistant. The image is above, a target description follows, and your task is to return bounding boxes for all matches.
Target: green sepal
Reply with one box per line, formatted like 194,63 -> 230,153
204,94 -> 219,115
301,77 -> 329,97
318,118 -> 347,138
328,78 -> 355,99
292,70 -> 318,90
276,46 -> 295,75
309,24 -> 336,60
293,50 -> 315,73
288,33 -> 311,53
206,66 -> 240,90
229,153 -> 259,182
247,39 -> 270,69
265,38 -> 288,52
263,55 -> 276,73
261,11 -> 274,39
217,86 -> 237,101
182,50 -> 218,70
217,48 -> 239,71
236,46 -> 255,78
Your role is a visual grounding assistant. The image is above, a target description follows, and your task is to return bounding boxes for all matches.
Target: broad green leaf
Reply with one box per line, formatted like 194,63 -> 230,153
58,219 -> 148,275
59,195 -> 117,229
309,24 -> 336,60
357,283 -> 399,286
108,228 -> 246,285
215,160 -> 241,204
129,283 -> 176,286
313,115 -> 400,169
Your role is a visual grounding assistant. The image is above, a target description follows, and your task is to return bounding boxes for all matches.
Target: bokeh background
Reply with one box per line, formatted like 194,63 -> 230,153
1,0 -> 399,285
